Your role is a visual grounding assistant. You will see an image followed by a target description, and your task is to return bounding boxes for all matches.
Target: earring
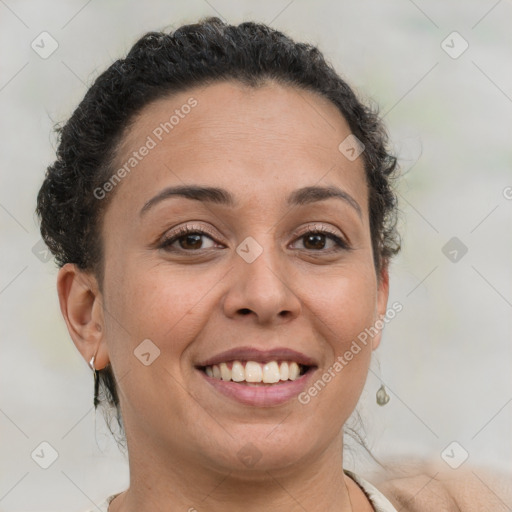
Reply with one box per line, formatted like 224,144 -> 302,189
375,356 -> 390,406
376,384 -> 390,406
89,353 -> 100,408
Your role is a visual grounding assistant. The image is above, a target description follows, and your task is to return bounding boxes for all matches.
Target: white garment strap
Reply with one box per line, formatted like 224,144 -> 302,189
344,469 -> 399,512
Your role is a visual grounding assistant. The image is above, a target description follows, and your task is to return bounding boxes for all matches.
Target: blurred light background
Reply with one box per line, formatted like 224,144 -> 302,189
1,1 -> 511,511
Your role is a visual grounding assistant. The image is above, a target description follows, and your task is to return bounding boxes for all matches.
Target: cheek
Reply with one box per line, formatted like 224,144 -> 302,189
101,263 -> 214,423
306,262 -> 377,342
103,260 -> 222,366
298,264 -> 376,406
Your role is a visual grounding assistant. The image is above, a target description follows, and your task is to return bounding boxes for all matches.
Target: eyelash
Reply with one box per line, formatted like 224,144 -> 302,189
158,224 -> 350,254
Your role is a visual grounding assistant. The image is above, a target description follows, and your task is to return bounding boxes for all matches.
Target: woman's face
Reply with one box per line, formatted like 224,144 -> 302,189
91,81 -> 388,471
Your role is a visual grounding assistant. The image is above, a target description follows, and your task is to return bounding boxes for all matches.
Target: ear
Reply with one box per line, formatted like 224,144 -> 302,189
372,263 -> 390,351
56,263 -> 109,370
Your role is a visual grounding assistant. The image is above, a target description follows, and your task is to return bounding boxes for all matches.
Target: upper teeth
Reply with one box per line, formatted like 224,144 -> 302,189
204,361 -> 303,383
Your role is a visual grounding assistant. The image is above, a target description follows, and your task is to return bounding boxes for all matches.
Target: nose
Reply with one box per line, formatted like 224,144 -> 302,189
222,240 -> 302,326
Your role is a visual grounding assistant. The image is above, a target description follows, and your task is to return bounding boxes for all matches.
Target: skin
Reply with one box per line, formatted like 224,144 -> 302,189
57,80 -> 390,512
373,458 -> 512,511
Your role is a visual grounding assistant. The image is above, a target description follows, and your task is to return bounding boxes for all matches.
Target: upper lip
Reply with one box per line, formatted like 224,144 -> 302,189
195,346 -> 318,368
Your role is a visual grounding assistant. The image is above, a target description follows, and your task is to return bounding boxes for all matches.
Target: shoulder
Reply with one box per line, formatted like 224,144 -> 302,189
83,492 -> 120,512
370,458 -> 512,512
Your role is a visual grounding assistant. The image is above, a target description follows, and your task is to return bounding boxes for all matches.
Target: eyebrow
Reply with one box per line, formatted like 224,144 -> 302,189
139,184 -> 362,219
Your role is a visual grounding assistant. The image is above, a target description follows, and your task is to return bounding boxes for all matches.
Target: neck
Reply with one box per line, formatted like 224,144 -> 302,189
110,432 -> 357,512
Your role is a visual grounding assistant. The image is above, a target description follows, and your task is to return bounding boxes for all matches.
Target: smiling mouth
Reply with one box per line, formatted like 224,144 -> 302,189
196,360 -> 313,385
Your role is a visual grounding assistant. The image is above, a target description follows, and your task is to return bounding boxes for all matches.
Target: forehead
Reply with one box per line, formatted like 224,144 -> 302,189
108,80 -> 368,219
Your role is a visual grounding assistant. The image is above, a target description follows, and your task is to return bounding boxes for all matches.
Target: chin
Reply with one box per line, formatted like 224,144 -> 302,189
200,429 -> 316,475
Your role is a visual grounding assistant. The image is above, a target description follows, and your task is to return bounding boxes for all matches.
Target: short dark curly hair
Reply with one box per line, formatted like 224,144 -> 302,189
36,16 -> 401,436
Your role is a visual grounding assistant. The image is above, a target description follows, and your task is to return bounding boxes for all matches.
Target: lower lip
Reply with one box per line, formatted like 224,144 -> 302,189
196,367 -> 317,407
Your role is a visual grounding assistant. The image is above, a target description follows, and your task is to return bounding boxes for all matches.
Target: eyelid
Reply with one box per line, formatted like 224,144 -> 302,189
295,222 -> 348,242
159,223 -> 222,245
293,222 -> 344,239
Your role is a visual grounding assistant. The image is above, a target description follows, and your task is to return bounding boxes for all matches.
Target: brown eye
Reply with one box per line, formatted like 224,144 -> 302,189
292,227 -> 349,252
159,226 -> 219,252
175,233 -> 204,250
303,233 -> 329,250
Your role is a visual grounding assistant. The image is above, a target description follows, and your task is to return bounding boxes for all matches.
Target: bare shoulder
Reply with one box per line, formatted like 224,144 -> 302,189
369,457 -> 512,512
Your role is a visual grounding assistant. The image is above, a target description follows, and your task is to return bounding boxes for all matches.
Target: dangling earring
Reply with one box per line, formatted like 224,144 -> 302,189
89,353 -> 100,408
376,384 -> 390,406
375,356 -> 390,406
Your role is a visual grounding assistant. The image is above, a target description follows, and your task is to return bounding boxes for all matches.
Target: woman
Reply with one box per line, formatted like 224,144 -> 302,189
35,17 -> 509,512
